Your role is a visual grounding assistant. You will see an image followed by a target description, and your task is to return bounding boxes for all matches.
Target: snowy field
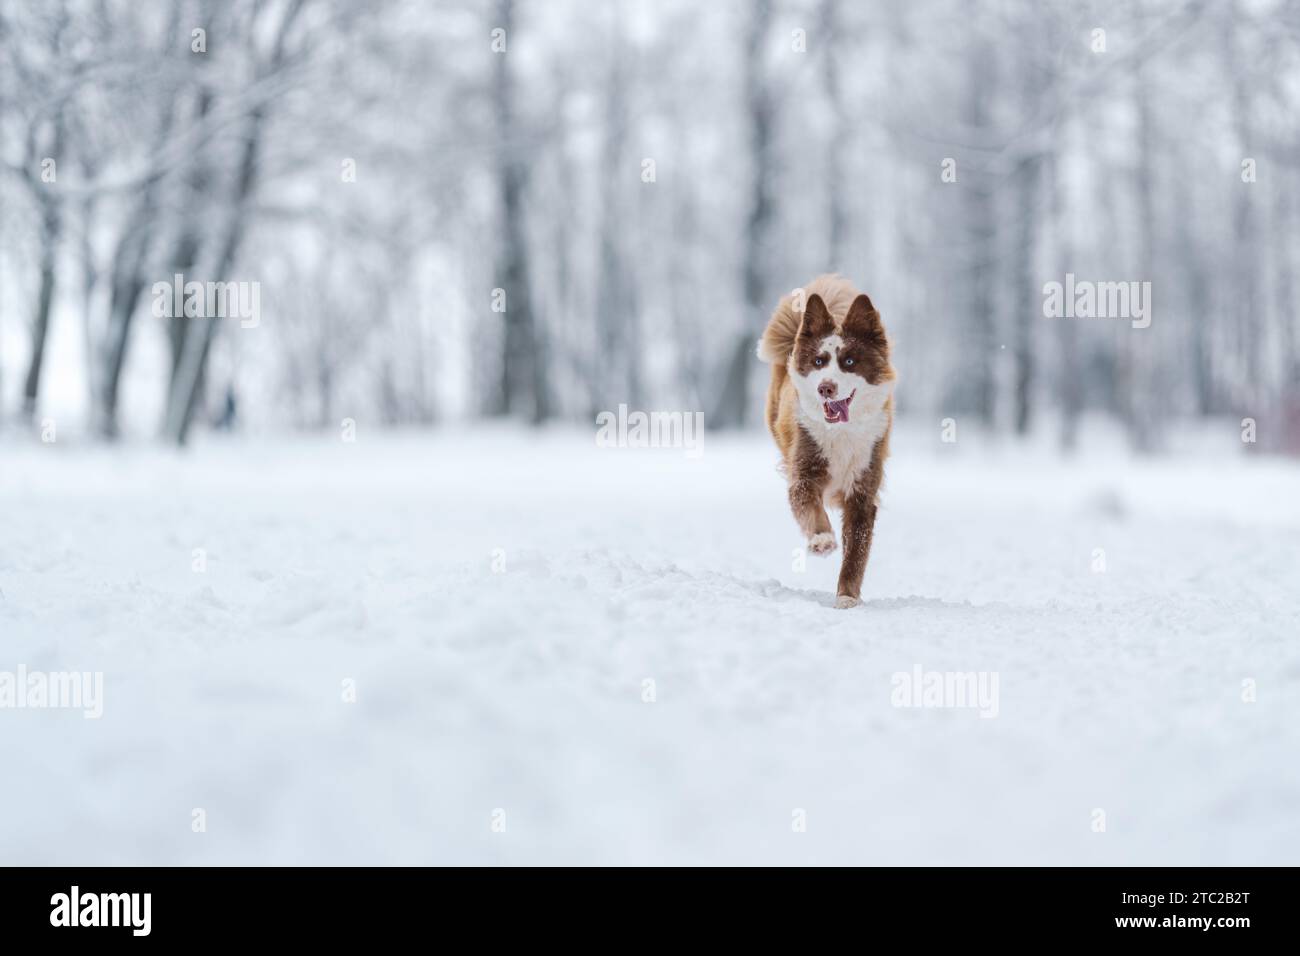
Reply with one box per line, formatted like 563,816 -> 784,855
2,424 -> 1298,865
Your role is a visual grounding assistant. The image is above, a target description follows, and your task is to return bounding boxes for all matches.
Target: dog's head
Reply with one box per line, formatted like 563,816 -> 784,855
788,292 -> 894,426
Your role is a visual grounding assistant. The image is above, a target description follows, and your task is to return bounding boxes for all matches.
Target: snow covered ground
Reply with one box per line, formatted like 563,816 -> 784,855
2,423 -> 1298,865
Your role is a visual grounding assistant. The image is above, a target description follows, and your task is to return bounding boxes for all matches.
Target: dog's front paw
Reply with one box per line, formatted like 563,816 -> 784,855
808,532 -> 837,555
834,594 -> 860,609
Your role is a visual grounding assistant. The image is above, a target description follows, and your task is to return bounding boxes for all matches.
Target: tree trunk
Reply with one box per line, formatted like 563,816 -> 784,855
164,0 -> 307,445
163,111 -> 262,445
592,24 -> 639,414
819,0 -> 847,271
167,89 -> 214,393
20,110 -> 65,420
962,35 -> 997,427
488,0 -> 549,423
710,0 -> 775,430
1124,46 -> 1161,452
21,195 -> 60,419
1011,153 -> 1040,436
669,166 -> 704,409
98,227 -> 153,438
1050,138 -> 1081,453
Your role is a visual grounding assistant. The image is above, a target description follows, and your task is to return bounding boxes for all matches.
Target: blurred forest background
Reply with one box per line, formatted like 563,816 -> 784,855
2,0 -> 1298,450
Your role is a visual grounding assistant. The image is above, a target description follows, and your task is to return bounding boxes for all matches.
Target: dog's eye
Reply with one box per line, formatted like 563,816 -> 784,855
813,356 -> 826,368
842,357 -> 855,368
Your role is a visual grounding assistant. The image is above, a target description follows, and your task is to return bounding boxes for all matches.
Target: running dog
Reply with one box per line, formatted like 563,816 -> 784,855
756,275 -> 896,608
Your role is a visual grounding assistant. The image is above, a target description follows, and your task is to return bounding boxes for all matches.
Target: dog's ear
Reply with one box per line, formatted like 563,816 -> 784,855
843,294 -> 885,347
797,293 -> 834,341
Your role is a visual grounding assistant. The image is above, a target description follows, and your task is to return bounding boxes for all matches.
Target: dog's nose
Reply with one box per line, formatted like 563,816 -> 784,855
818,380 -> 837,399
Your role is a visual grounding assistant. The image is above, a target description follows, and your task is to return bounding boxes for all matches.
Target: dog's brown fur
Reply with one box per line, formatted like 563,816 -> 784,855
757,275 -> 896,608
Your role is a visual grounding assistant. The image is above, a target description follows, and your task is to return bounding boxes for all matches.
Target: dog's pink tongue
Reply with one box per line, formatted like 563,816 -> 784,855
825,398 -> 850,422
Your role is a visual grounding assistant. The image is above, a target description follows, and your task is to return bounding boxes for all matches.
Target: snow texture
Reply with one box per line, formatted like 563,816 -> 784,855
2,425 -> 1298,864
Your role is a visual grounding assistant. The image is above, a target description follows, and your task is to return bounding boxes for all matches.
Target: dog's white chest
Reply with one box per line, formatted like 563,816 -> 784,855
815,406 -> 889,504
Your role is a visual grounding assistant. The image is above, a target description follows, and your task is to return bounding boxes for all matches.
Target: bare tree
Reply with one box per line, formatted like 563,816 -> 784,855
710,0 -> 775,429
592,13 -> 640,413
96,2 -> 191,437
6,3 -> 70,423
1122,40 -> 1161,452
960,31 -> 997,427
488,0 -> 549,423
819,0 -> 847,271
19,108 -> 64,420
163,0 -> 309,445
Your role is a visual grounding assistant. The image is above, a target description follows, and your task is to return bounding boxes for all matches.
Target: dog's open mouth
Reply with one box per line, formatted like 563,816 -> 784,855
823,389 -> 856,423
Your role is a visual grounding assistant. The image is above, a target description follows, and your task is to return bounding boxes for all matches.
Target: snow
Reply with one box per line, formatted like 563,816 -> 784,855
2,423 -> 1298,864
